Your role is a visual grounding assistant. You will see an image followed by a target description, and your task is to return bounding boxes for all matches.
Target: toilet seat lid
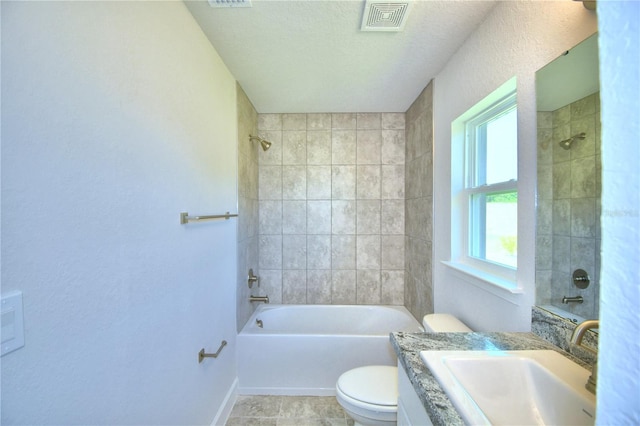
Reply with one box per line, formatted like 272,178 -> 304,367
422,313 -> 471,332
336,366 -> 397,407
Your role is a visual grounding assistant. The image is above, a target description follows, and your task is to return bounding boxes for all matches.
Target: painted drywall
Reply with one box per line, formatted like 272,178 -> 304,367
1,2 -> 238,424
597,1 -> 640,423
433,1 -> 597,331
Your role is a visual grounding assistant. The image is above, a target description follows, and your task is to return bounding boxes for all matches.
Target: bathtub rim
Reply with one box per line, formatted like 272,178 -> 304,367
239,303 -> 423,336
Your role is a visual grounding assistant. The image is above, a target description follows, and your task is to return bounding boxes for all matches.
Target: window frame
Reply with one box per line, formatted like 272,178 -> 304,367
449,80 -> 520,293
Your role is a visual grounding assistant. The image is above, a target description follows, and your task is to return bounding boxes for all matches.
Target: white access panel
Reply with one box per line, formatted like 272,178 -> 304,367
2,291 -> 25,356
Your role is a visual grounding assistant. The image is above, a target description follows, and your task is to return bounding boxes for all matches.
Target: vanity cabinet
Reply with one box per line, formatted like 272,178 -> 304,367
397,362 -> 433,426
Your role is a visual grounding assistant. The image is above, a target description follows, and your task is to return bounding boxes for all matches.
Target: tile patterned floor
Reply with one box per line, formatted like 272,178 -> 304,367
226,395 -> 355,426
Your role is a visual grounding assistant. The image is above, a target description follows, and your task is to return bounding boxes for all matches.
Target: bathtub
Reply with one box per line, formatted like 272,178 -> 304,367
237,304 -> 423,396
540,304 -> 589,324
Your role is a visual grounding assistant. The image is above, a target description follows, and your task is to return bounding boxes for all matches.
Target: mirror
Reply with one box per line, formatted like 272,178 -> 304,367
535,33 -> 600,321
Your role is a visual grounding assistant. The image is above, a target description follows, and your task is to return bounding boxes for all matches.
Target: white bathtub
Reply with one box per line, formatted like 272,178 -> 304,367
237,304 -> 423,396
540,304 -> 589,324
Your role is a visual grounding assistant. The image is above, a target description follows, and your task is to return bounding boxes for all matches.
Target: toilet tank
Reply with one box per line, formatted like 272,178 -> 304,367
422,314 -> 471,332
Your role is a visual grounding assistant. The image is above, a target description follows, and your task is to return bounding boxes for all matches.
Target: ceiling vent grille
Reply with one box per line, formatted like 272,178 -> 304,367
207,0 -> 252,8
361,1 -> 411,32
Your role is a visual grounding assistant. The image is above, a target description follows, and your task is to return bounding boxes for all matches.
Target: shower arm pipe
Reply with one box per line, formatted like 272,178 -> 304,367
571,132 -> 587,141
560,132 -> 587,146
180,211 -> 238,224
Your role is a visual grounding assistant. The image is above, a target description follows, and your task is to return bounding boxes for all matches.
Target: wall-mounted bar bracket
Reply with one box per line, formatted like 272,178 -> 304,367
199,340 -> 227,363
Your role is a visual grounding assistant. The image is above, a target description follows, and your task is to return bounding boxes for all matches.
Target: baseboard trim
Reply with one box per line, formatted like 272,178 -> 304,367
210,377 -> 238,426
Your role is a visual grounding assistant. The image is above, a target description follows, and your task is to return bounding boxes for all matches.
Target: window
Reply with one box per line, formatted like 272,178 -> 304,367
450,79 -> 518,289
465,96 -> 517,268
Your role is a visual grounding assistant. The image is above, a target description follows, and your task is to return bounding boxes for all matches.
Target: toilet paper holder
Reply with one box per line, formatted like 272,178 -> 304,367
199,340 -> 227,363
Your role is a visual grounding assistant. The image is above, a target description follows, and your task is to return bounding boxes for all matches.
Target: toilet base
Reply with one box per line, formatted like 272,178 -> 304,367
347,415 -> 396,426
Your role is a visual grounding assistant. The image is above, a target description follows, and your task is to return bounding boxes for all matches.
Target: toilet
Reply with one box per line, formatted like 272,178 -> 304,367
335,313 -> 471,426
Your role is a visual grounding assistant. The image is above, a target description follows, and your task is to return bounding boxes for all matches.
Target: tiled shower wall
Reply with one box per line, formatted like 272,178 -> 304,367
257,113 -> 406,304
404,82 -> 435,320
236,84 -> 259,331
536,92 -> 600,320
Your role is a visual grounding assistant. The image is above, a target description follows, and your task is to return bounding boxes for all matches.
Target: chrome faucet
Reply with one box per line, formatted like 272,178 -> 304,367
562,295 -> 584,304
570,319 -> 599,394
249,295 -> 269,304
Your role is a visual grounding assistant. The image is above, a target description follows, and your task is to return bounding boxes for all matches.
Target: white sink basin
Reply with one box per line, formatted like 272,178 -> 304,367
420,350 -> 596,425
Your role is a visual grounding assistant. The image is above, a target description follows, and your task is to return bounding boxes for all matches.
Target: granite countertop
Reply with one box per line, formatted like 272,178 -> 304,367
390,331 -> 592,426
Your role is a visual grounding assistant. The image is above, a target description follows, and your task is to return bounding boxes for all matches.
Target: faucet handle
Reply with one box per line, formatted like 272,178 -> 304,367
248,268 -> 259,288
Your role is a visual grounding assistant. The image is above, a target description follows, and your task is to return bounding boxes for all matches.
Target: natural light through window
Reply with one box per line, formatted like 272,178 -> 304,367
449,78 -> 518,291
467,106 -> 518,268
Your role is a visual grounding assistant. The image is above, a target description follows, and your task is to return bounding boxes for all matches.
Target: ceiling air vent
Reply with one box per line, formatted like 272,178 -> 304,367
207,0 -> 252,8
361,1 -> 412,32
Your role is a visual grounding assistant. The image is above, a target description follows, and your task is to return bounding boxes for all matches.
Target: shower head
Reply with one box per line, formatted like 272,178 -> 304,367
250,135 -> 272,151
559,132 -> 586,150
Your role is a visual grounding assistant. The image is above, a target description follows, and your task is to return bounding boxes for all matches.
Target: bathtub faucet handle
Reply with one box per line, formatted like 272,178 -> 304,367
249,295 -> 269,304
248,269 -> 259,288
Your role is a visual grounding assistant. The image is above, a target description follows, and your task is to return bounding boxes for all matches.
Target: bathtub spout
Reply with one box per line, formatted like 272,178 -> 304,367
250,295 -> 269,304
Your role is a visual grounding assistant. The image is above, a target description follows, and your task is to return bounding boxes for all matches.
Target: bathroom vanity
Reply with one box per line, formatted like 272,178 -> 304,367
391,331 -> 595,425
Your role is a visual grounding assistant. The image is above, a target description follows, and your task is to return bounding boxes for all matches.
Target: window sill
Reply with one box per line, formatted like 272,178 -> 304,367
442,261 -> 523,305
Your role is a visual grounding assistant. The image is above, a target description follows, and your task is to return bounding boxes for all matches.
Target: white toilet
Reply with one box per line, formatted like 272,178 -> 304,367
335,313 -> 471,426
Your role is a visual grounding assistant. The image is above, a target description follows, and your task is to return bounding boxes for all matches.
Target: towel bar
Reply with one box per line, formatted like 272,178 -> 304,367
181,212 -> 238,224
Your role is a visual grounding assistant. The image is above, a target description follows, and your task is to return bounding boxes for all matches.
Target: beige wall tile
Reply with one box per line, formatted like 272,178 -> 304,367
307,166 -> 332,199
283,270 -> 307,304
332,130 -> 356,164
356,200 -> 381,235
382,113 -> 405,130
282,113 -> 306,130
357,235 -> 380,269
381,270 -> 405,305
332,270 -> 356,304
356,113 -> 381,130
257,111 -> 405,306
259,165 -> 282,200
307,113 -> 331,130
282,130 -> 307,165
307,200 -> 332,235
356,130 -> 381,165
283,235 -> 307,269
307,270 -> 332,304
356,270 -> 381,304
307,236 -> 331,270
282,200 -> 307,234
258,113 -> 282,130
282,166 -> 307,200
259,200 -> 282,235
331,235 -> 355,270
381,130 -> 405,165
332,113 -> 356,130
356,165 -> 381,199
332,165 -> 356,200
307,131 -> 332,165
332,200 -> 356,235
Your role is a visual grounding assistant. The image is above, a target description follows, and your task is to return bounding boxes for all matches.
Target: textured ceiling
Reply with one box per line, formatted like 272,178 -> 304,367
186,0 -> 497,113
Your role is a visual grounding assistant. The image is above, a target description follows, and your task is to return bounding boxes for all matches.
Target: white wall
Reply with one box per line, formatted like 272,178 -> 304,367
597,2 -> 640,423
1,2 -> 238,424
433,1 -> 597,331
